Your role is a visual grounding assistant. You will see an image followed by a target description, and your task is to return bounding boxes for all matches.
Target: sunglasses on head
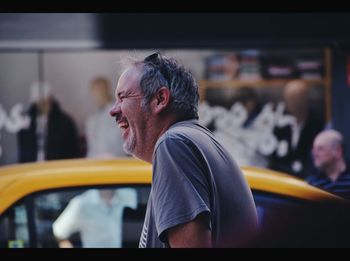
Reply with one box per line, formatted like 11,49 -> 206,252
144,52 -> 171,85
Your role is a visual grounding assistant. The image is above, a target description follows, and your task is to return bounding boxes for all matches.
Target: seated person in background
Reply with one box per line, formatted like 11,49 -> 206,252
307,129 -> 350,200
18,82 -> 80,162
52,188 -> 137,248
85,76 -> 126,158
268,80 -> 324,178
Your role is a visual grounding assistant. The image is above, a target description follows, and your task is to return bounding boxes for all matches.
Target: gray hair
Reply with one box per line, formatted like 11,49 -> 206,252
328,130 -> 344,151
318,129 -> 345,153
134,52 -> 199,120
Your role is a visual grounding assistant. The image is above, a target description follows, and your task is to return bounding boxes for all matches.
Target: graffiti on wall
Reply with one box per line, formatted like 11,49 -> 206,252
0,103 -> 30,158
198,101 -> 297,167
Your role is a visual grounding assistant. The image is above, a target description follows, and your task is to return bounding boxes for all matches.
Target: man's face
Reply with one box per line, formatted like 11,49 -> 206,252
91,83 -> 108,108
312,135 -> 337,170
109,66 -> 151,158
36,96 -> 52,115
283,81 -> 308,117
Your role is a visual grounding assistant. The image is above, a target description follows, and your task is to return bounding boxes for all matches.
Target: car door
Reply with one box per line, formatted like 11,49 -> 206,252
252,190 -> 350,247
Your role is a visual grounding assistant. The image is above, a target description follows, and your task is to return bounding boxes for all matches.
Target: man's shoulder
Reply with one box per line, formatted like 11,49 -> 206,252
339,168 -> 350,181
307,172 -> 330,187
155,129 -> 188,151
72,189 -> 98,204
168,119 -> 207,136
158,120 -> 203,145
306,173 -> 322,183
55,108 -> 77,127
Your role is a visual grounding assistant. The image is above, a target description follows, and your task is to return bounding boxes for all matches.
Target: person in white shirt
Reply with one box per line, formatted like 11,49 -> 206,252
52,188 -> 137,248
85,77 -> 126,158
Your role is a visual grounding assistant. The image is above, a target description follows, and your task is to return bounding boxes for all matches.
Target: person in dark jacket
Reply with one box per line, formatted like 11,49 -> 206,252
18,82 -> 80,162
268,80 -> 324,178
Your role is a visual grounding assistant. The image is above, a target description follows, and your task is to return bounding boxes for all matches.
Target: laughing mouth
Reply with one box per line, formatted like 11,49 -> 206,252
118,119 -> 130,138
118,121 -> 129,130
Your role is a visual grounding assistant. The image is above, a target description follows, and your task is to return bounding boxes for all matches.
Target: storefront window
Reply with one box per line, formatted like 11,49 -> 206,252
0,48 -> 329,179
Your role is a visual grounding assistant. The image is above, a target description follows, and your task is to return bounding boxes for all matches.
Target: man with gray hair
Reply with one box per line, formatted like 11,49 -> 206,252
109,52 -> 258,248
307,129 -> 350,200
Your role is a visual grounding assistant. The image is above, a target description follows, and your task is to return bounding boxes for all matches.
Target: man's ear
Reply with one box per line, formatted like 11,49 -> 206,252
335,146 -> 343,159
151,87 -> 171,114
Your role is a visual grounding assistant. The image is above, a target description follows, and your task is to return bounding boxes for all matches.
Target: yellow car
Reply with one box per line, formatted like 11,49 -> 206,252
0,158 -> 348,248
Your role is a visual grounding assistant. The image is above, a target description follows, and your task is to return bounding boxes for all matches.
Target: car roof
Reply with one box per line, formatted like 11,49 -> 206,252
0,158 -> 344,214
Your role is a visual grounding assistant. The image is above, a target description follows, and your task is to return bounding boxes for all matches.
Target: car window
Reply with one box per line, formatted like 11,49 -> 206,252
0,185 -> 151,248
36,185 -> 151,248
0,201 -> 30,248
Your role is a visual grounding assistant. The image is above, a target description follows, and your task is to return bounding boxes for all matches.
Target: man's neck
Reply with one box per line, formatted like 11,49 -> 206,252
326,160 -> 346,182
140,115 -> 179,163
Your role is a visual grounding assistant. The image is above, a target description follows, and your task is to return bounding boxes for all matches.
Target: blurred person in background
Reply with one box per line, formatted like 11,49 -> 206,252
85,77 -> 126,158
268,80 -> 324,178
17,82 -> 80,162
307,129 -> 350,200
53,188 -> 137,248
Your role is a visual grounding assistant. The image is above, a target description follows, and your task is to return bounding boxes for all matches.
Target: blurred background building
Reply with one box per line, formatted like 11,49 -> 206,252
0,13 -> 350,178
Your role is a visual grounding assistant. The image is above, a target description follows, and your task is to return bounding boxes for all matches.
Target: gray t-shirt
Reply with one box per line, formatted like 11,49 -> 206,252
139,119 -> 258,248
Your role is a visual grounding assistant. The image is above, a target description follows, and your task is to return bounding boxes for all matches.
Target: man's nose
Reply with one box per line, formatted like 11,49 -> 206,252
109,102 -> 121,117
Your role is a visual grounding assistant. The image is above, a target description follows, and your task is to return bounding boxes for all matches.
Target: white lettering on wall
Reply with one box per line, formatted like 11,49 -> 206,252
198,101 -> 296,167
0,103 -> 30,158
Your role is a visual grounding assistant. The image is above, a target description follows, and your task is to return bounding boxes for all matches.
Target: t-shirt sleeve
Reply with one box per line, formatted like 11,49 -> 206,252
152,136 -> 212,243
